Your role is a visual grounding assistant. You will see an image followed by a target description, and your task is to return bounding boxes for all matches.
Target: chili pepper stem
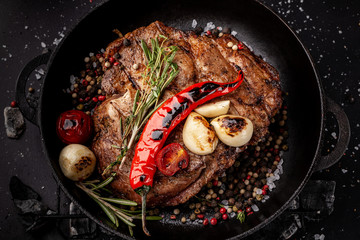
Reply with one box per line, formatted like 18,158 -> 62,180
141,191 -> 151,236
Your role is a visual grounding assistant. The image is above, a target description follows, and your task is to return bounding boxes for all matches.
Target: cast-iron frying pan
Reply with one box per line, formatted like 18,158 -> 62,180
15,0 -> 350,239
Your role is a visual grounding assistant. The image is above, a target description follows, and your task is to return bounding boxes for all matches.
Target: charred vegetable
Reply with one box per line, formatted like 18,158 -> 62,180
211,115 -> 253,147
183,112 -> 218,155
59,144 -> 96,181
194,100 -> 230,118
56,110 -> 92,144
155,143 -> 189,176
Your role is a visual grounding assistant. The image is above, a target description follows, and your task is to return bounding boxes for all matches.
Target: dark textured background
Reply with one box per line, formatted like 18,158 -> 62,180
0,0 -> 359,239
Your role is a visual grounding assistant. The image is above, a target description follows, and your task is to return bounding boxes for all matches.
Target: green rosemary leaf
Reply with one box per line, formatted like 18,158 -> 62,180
90,195 -> 117,225
92,173 -> 116,190
141,40 -> 151,61
115,212 -> 136,227
100,197 -> 138,206
132,90 -> 140,114
128,225 -> 134,237
111,145 -> 121,149
158,34 -> 167,40
132,215 -> 162,220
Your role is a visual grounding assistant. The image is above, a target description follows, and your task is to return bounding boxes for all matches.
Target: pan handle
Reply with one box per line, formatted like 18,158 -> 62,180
313,97 -> 350,172
15,51 -> 51,126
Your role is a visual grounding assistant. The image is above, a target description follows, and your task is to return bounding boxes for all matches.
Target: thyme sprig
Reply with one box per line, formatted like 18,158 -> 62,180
102,35 -> 179,175
76,173 -> 162,236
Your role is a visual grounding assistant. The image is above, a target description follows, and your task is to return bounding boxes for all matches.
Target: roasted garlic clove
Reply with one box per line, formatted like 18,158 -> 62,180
194,100 -> 230,118
59,144 -> 97,181
183,112 -> 218,155
211,115 -> 253,147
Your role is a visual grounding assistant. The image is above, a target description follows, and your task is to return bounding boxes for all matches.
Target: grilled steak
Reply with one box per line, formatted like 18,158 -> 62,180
92,21 -> 282,206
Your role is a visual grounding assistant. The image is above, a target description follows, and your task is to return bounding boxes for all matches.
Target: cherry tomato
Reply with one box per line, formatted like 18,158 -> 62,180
56,110 -> 92,144
155,143 -> 189,176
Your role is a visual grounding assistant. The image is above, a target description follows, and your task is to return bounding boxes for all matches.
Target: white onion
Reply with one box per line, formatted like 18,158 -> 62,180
182,112 -> 218,155
59,144 -> 96,181
194,100 -> 230,118
211,115 -> 253,147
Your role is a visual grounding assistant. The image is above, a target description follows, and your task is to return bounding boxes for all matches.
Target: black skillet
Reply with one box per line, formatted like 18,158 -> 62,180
15,0 -> 350,239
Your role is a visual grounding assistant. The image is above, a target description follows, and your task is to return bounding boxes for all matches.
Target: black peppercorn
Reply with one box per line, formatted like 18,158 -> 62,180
222,27 -> 231,34
244,191 -> 251,199
123,38 -> 131,46
212,28 -> 219,36
113,52 -> 121,59
194,26 -> 203,35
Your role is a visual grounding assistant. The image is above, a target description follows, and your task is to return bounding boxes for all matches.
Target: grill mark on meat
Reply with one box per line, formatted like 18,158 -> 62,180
93,21 -> 282,206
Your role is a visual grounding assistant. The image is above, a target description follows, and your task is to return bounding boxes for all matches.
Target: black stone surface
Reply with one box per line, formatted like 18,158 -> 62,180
0,0 -> 359,239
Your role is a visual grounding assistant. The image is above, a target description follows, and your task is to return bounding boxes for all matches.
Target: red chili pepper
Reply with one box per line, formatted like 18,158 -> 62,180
130,70 -> 244,192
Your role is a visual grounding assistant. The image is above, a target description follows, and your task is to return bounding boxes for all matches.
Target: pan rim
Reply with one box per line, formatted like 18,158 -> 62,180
38,0 -> 325,239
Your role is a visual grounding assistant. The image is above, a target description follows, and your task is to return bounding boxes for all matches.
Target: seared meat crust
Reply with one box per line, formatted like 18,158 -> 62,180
92,21 -> 282,206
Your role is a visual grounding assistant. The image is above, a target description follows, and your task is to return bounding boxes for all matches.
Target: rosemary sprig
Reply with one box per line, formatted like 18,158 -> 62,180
102,35 -> 179,175
76,173 -> 162,236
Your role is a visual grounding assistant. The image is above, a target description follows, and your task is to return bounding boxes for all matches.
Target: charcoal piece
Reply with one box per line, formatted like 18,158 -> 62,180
4,107 -> 25,138
69,202 -> 96,237
281,222 -> 298,239
299,180 -> 336,215
249,214 -> 301,240
10,176 -> 41,200
14,199 -> 48,215
9,176 -> 54,233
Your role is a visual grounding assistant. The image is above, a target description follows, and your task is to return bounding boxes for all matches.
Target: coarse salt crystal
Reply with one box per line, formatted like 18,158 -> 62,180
192,19 -> 197,28
204,22 -> 215,32
256,189 -> 262,195
341,169 -> 348,173
36,68 -> 45,75
35,73 -> 42,80
41,42 -> 46,48
221,200 -> 229,206
279,159 -> 284,165
231,30 -> 238,36
251,204 -> 259,212
69,75 -> 76,84
89,52 -> 94,57
274,174 -> 280,180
